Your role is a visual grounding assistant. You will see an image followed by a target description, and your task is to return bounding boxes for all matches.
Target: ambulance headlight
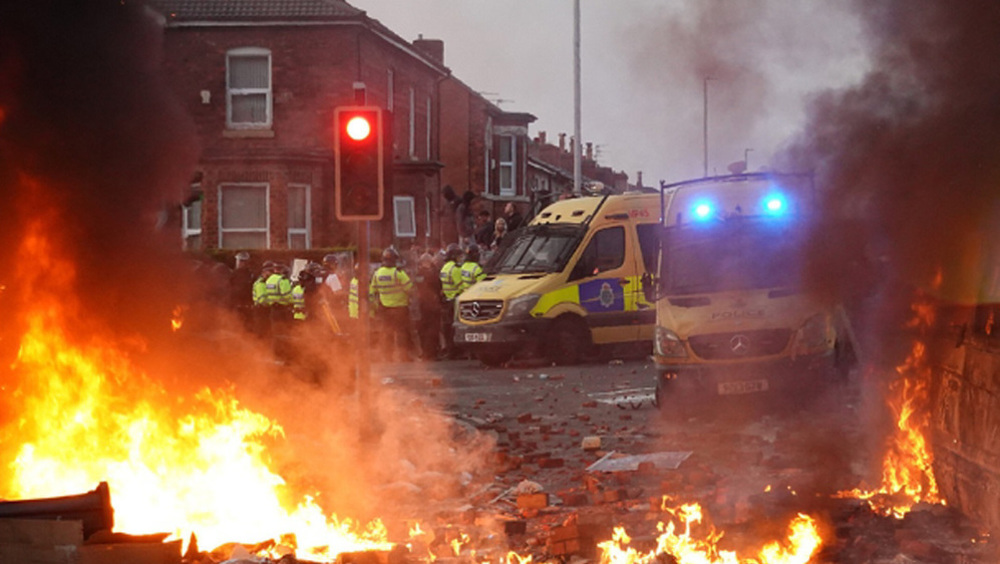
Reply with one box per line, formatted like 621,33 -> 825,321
505,294 -> 540,320
655,326 -> 688,358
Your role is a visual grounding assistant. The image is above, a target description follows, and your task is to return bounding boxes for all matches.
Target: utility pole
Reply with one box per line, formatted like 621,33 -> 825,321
744,148 -> 753,171
703,76 -> 712,178
573,0 -> 582,194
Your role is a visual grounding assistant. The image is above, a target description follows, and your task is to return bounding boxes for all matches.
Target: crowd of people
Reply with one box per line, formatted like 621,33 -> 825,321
220,242 -> 495,365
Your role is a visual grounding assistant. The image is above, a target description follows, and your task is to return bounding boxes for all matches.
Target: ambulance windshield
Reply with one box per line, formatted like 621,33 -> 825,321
490,225 -> 583,274
663,219 -> 804,295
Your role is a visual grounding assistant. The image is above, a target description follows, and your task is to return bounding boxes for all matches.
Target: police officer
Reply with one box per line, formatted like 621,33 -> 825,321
459,244 -> 486,292
414,253 -> 443,360
439,243 -> 464,358
251,261 -> 275,338
370,248 -> 414,361
265,263 -> 294,358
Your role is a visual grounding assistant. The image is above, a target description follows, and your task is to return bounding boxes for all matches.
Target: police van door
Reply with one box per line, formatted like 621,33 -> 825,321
568,225 -> 640,343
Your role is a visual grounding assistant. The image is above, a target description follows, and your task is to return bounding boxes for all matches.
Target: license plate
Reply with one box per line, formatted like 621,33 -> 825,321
463,332 -> 491,342
717,379 -> 769,395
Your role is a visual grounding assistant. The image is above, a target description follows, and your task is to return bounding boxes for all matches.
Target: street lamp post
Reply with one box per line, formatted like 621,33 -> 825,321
703,76 -> 712,177
744,148 -> 753,171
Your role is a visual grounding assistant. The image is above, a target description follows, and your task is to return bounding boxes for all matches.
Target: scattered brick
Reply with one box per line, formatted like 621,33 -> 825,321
516,493 -> 549,510
581,436 -> 602,451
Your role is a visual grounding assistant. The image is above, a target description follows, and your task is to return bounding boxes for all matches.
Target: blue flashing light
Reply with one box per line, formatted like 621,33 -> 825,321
693,202 -> 713,220
763,194 -> 787,215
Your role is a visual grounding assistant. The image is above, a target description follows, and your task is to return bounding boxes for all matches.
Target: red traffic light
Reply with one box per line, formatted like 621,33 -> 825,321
334,106 -> 384,221
345,116 -> 372,141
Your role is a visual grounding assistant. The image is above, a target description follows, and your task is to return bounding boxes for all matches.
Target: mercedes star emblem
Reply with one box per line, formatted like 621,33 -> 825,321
730,334 -> 750,355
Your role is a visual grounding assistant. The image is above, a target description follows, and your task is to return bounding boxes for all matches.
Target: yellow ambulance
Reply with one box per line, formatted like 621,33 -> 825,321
648,172 -> 855,414
453,191 -> 661,366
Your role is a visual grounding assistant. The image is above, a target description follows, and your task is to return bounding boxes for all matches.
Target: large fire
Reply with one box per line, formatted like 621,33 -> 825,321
2,216 -> 391,560
837,295 -> 944,518
598,498 -> 821,564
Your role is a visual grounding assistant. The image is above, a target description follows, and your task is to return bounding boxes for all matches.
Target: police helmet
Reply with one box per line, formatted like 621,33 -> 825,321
465,244 -> 480,262
322,253 -> 338,268
445,243 -> 463,262
235,251 -> 250,263
382,247 -> 400,267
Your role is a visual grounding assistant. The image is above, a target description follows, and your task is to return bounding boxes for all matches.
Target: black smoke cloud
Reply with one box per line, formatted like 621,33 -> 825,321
0,0 -> 198,342
778,1 -> 1000,307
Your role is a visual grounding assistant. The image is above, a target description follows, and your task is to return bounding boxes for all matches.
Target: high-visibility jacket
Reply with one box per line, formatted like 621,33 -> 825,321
291,284 -> 307,320
369,266 -> 412,308
252,276 -> 268,305
348,277 -> 359,319
440,260 -> 462,300
459,261 -> 485,291
264,273 -> 293,306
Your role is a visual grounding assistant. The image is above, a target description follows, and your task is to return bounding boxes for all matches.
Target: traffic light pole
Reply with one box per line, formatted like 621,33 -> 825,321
356,221 -> 372,412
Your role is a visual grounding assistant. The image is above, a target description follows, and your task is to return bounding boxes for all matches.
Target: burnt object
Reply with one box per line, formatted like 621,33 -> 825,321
0,482 -> 113,538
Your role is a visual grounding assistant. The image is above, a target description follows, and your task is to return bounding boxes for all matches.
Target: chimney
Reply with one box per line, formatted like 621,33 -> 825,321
585,142 -> 593,160
637,171 -> 644,188
538,131 -> 547,145
413,34 -> 445,65
558,133 -> 566,150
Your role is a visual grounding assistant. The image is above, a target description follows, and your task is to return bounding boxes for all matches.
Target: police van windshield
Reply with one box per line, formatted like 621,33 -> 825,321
662,219 -> 804,295
489,225 -> 583,274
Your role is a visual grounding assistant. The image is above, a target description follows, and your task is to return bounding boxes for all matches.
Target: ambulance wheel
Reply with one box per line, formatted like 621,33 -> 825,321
477,348 -> 513,367
549,317 -> 588,365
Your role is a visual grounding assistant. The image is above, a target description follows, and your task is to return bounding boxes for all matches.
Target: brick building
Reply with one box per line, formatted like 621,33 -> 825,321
413,37 -> 536,244
147,0 -> 448,253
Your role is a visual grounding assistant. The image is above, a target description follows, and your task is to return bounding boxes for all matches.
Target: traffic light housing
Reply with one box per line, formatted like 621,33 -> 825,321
334,106 -> 383,221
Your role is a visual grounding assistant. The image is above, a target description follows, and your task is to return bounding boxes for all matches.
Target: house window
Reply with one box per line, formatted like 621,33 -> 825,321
394,196 -> 416,237
182,196 -> 202,251
227,48 -> 271,129
287,184 -> 310,249
408,87 -> 416,158
499,135 -> 516,197
219,183 -> 269,249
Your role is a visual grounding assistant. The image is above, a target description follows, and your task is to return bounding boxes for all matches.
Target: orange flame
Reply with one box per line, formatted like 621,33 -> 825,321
598,499 -> 821,564
837,297 -> 945,517
170,305 -> 186,331
1,219 -> 391,561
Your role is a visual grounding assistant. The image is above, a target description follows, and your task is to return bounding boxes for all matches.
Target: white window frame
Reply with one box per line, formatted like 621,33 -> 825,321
408,87 -> 416,158
182,196 -> 202,251
425,196 -> 432,237
218,182 -> 270,249
386,69 -> 394,112
226,47 -> 272,130
287,183 -> 311,249
393,196 -> 417,238
499,135 -> 516,197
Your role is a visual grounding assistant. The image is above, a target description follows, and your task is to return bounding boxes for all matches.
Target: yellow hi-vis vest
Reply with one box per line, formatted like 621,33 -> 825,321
459,261 -> 485,291
369,266 -> 412,308
264,273 -> 292,305
440,260 -> 462,300
252,276 -> 268,305
291,284 -> 307,320
348,277 -> 359,319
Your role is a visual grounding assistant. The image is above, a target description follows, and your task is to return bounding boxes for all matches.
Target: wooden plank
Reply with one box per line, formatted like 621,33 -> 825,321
78,540 -> 181,564
0,519 -> 84,547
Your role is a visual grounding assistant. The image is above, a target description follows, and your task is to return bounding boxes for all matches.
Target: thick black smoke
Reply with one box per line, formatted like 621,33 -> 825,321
779,1 -> 1000,310
0,0 -> 198,345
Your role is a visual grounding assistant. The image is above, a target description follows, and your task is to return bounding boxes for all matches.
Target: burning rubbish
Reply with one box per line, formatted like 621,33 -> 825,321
836,294 -> 945,518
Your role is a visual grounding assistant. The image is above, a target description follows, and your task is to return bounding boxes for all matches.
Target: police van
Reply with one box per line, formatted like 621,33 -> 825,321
648,172 -> 855,414
454,192 -> 661,366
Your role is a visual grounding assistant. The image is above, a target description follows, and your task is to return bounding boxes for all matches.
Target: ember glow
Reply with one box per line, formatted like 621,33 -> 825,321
1,214 -> 391,561
837,297 -> 945,518
598,499 -> 821,564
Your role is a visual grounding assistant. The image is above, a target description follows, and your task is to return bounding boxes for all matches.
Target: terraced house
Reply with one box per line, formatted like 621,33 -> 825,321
146,0 -> 537,253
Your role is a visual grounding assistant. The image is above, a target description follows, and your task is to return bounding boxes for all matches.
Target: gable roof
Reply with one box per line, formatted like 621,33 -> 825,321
145,0 -> 363,22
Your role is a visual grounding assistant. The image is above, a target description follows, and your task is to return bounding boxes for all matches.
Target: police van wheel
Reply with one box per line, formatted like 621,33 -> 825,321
549,317 -> 588,365
477,349 -> 513,367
